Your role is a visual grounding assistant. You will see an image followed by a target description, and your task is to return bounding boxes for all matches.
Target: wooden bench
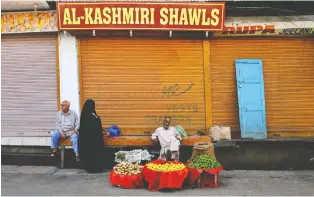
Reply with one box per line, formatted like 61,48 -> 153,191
58,135 -> 212,168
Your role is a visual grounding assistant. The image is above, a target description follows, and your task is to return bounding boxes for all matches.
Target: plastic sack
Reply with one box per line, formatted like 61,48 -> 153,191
220,127 -> 231,140
210,126 -> 231,140
175,125 -> 187,137
115,149 -> 154,164
107,125 -> 121,137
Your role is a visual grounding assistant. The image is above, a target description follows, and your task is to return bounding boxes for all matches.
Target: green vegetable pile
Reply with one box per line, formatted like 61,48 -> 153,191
188,154 -> 221,169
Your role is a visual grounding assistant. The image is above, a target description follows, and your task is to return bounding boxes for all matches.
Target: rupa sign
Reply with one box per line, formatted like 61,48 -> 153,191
213,15 -> 314,37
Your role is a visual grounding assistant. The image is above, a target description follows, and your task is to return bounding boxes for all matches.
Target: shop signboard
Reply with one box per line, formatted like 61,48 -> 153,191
1,11 -> 58,34
57,2 -> 225,31
213,15 -> 314,37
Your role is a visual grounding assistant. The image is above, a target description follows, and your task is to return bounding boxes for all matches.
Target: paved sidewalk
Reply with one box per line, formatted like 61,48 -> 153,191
2,165 -> 314,196
2,165 -> 59,175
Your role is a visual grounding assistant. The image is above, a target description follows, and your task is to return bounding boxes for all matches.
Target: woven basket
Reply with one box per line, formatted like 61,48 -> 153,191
190,142 -> 216,161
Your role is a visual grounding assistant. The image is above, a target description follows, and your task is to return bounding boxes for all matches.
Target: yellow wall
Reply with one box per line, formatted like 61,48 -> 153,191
79,39 -> 206,135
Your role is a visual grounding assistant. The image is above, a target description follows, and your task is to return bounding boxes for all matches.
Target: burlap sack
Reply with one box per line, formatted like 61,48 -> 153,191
190,142 -> 216,161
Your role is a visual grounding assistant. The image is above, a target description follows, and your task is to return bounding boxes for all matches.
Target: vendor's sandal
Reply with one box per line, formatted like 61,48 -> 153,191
76,156 -> 80,162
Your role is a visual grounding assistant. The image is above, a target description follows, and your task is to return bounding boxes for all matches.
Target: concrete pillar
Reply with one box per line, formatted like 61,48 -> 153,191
58,32 -> 80,116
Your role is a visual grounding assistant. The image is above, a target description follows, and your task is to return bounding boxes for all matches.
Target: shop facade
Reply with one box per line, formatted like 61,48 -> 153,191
1,3 -> 314,147
1,11 -> 60,145
58,2 -> 226,138
57,2 -> 314,140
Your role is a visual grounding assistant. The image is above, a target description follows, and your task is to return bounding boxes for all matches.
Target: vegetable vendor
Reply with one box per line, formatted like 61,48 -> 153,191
152,116 -> 182,161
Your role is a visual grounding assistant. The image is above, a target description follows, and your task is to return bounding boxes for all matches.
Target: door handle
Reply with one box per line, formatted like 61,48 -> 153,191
237,81 -> 243,88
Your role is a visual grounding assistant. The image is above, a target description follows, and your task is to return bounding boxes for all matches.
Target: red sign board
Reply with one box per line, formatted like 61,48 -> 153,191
57,2 -> 225,31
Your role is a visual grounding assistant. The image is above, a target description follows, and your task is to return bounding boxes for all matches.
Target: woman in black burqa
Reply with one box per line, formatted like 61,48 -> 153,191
78,99 -> 105,173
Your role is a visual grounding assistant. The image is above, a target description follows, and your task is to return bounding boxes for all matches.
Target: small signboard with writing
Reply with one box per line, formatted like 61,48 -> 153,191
1,11 -> 58,34
213,15 -> 314,37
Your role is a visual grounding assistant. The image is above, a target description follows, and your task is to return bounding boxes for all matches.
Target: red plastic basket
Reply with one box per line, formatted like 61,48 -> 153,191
198,171 -> 219,188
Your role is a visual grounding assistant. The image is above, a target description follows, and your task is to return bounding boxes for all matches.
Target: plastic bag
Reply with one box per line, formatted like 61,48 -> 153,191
114,149 -> 154,164
107,125 -> 121,137
210,126 -> 221,140
220,127 -> 231,140
175,125 -> 187,137
210,126 -> 231,140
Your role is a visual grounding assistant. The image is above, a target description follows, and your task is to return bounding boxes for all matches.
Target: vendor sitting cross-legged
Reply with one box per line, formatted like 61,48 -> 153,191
152,116 -> 182,161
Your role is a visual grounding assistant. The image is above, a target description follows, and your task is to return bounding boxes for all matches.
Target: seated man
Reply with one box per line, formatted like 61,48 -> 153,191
152,116 -> 182,161
50,100 -> 80,161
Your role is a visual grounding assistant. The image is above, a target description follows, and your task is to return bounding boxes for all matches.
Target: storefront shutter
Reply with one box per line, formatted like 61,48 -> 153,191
210,38 -> 314,137
80,39 -> 205,135
1,34 -> 58,137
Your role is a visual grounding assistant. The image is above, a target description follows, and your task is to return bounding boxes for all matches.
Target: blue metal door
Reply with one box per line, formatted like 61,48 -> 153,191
235,59 -> 267,139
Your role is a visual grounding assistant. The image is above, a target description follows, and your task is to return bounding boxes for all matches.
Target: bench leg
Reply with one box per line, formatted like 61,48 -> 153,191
60,145 -> 65,169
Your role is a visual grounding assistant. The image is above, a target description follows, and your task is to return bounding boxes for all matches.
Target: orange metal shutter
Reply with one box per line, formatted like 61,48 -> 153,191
80,39 -> 205,135
210,38 -> 314,137
1,34 -> 58,137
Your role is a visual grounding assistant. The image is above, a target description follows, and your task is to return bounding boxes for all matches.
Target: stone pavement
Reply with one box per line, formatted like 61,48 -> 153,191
2,165 -> 314,196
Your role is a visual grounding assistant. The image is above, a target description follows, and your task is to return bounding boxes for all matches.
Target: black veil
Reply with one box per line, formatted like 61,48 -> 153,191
78,99 -> 105,173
